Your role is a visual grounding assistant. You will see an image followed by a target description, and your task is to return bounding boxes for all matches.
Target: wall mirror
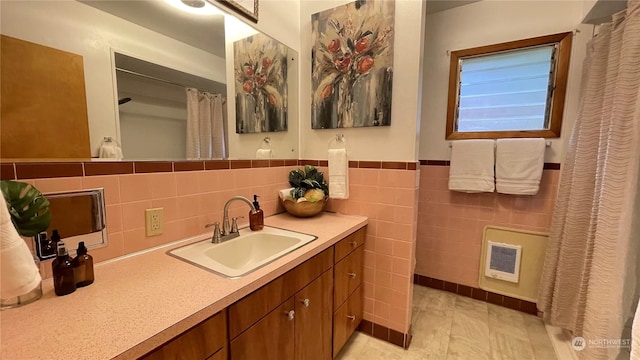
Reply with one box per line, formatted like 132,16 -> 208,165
0,0 -> 299,161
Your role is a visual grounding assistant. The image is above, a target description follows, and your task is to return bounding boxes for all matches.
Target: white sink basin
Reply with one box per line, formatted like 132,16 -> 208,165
168,226 -> 317,278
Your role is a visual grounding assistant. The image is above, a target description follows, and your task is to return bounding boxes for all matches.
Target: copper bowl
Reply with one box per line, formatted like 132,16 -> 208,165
281,197 -> 327,218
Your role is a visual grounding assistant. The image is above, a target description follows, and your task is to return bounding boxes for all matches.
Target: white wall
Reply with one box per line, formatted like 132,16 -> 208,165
119,102 -> 187,160
1,0 -> 226,157
249,0 -> 301,51
299,0 -> 426,162
419,0 -> 593,163
211,0 -> 303,159
225,19 -> 300,159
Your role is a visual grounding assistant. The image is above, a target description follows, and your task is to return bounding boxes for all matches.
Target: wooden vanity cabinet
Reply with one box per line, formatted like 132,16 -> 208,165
140,310 -> 227,360
140,226 -> 366,360
229,248 -> 334,360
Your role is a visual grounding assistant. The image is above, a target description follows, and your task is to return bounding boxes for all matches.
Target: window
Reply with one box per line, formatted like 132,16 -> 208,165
446,32 -> 572,139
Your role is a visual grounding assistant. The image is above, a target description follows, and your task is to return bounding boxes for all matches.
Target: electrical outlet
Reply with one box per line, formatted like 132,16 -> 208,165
145,208 -> 164,236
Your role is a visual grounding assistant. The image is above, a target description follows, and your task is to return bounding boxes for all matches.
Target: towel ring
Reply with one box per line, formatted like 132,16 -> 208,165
102,136 -> 121,147
328,134 -> 347,150
260,137 -> 271,150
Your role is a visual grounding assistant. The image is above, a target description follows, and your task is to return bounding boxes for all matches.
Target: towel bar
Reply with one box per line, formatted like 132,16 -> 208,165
448,140 -> 551,148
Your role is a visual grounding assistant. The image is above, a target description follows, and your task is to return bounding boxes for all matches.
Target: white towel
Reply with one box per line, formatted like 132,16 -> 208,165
448,140 -> 495,193
328,149 -> 349,199
0,196 -> 42,300
98,140 -> 123,160
495,138 -> 546,195
256,149 -> 272,159
279,188 -> 295,202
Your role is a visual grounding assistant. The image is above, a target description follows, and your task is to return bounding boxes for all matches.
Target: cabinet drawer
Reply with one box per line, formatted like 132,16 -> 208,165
140,310 -> 226,360
228,247 -> 333,339
334,227 -> 366,263
333,245 -> 364,309
230,298 -> 295,360
332,285 -> 363,358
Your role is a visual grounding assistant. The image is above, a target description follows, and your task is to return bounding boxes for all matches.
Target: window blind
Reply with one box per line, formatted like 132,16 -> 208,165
456,45 -> 556,132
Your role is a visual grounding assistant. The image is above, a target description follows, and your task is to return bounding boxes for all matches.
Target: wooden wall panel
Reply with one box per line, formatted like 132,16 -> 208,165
1,35 -> 90,159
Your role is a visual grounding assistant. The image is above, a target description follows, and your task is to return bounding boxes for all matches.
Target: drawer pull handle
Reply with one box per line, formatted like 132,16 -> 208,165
300,298 -> 310,307
285,310 -> 295,320
347,272 -> 357,279
346,315 -> 356,321
349,241 -> 357,247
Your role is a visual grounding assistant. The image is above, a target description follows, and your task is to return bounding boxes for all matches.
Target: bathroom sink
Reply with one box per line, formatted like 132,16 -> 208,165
168,226 -> 317,278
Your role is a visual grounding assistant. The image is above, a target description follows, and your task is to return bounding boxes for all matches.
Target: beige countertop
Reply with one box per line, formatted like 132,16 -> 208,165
0,212 -> 367,360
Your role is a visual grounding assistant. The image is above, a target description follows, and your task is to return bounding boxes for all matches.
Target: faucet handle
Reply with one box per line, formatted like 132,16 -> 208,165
206,222 -> 221,243
231,216 -> 244,233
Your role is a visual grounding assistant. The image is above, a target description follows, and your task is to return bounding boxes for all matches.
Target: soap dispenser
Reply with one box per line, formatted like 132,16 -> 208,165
249,195 -> 264,231
51,240 -> 76,296
72,241 -> 94,287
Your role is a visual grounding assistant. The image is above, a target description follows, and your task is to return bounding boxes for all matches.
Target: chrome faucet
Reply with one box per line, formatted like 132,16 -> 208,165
205,196 -> 256,243
222,195 -> 255,235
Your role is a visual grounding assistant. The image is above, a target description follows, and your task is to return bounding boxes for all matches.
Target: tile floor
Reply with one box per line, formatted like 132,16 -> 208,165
337,286 -> 557,360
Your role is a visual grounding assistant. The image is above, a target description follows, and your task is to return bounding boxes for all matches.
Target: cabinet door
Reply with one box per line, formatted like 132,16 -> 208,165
294,269 -> 333,360
230,299 -> 295,360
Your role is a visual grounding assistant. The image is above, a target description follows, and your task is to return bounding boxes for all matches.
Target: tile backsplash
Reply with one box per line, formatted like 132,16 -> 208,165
1,161 -> 297,279
2,159 -> 421,338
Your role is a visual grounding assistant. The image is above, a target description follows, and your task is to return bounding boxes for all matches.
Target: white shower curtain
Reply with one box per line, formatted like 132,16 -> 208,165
186,88 -> 226,159
538,1 -> 640,359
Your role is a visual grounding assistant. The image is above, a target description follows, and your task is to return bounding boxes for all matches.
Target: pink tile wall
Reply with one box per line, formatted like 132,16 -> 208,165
31,167 -> 295,278
27,164 -> 419,336
415,165 -> 560,288
325,167 -> 419,335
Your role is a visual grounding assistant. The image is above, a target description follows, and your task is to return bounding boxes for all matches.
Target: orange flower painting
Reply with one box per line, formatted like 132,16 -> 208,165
234,33 -> 288,133
312,0 -> 394,129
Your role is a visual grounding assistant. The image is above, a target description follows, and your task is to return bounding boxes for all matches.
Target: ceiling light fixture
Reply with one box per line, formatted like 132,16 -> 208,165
164,0 -> 222,15
181,0 -> 205,8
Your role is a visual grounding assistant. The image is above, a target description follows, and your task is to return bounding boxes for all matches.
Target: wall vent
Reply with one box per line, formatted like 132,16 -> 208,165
485,241 -> 522,283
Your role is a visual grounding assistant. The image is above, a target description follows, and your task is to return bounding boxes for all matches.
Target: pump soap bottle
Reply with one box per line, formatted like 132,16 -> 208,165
72,241 -> 94,287
249,195 -> 264,231
52,240 -> 76,296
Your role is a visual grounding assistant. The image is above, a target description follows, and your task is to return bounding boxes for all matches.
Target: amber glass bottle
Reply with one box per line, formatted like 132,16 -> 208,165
249,195 -> 264,231
72,242 -> 94,287
51,241 -> 76,296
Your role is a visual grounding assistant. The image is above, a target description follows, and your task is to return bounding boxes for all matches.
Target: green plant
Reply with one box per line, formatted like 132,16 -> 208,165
288,165 -> 329,202
0,180 -> 51,237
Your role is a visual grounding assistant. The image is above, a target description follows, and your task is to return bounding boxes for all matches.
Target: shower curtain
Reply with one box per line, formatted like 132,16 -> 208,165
538,1 -> 640,359
186,88 -> 226,159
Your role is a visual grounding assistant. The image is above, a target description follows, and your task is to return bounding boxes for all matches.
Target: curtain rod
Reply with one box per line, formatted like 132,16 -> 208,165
115,67 -> 216,94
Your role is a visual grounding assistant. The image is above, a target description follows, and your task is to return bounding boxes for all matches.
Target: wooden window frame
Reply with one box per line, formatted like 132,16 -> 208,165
445,32 -> 573,140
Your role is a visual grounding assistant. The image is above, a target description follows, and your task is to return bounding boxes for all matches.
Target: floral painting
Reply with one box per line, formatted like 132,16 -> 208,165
234,33 -> 288,133
311,0 -> 394,129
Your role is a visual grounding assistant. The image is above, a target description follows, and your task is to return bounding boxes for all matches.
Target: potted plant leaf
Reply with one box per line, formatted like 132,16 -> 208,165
1,181 -> 51,237
0,180 -> 51,308
281,165 -> 329,217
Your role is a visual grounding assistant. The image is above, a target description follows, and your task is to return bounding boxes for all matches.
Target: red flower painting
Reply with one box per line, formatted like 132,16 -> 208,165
312,0 -> 395,129
234,33 -> 288,133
